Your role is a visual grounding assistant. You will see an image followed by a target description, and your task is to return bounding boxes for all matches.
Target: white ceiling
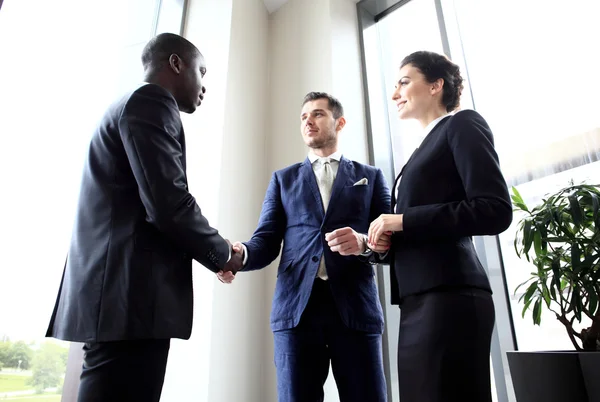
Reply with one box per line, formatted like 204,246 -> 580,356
262,0 -> 361,14
263,0 -> 290,13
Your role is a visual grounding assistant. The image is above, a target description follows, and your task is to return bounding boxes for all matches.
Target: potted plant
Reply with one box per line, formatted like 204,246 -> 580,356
507,183 -> 600,402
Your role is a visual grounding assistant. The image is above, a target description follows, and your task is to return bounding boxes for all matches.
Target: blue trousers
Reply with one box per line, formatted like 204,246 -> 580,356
274,279 -> 387,402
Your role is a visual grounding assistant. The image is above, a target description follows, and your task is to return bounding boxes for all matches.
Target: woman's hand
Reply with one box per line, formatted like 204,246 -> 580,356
368,214 -> 403,246
368,232 -> 392,253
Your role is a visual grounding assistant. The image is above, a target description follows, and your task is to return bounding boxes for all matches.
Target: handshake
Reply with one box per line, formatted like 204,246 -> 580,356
219,241 -> 245,284
217,226 -> 393,284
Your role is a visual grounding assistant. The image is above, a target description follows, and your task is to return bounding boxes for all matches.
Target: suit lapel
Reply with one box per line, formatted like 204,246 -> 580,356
325,157 -> 353,220
392,148 -> 418,210
300,158 -> 325,217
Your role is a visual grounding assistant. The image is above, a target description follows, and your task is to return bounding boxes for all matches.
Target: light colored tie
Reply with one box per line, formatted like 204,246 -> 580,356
316,158 -> 334,280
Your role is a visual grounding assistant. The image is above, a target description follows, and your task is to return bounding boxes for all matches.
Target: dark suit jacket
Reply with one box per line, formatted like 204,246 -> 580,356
243,157 -> 391,333
390,110 -> 512,303
46,83 -> 230,343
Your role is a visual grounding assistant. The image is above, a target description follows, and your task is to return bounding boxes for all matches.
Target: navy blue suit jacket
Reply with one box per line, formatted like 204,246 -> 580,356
243,156 -> 391,334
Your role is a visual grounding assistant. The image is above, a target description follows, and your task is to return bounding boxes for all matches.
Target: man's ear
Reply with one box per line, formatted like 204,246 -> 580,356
336,116 -> 346,131
168,54 -> 183,74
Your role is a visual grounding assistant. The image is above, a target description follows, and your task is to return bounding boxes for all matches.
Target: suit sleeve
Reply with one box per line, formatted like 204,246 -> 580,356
242,172 -> 286,271
402,110 -> 513,238
367,168 -> 392,263
370,168 -> 392,222
119,84 -> 230,272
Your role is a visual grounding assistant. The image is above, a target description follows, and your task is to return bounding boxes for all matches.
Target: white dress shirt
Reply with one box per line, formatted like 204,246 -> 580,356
308,150 -> 342,178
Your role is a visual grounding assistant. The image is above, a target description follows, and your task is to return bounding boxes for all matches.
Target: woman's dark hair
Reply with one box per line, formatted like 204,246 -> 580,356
400,51 -> 464,112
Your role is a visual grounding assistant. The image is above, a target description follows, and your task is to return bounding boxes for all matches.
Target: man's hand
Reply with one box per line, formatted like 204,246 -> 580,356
217,241 -> 244,284
368,231 -> 392,253
223,240 -> 244,273
217,270 -> 235,284
325,227 -> 366,256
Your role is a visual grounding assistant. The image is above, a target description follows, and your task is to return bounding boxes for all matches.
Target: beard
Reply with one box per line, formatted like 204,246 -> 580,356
306,129 -> 337,150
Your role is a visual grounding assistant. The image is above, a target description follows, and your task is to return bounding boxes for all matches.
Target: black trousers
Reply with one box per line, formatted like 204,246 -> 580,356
77,339 -> 171,402
397,288 -> 495,402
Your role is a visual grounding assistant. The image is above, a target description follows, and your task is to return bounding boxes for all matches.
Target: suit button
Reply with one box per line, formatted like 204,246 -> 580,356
312,256 -> 318,262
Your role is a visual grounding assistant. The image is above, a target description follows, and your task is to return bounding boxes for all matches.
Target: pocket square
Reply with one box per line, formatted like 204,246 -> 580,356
353,178 -> 368,186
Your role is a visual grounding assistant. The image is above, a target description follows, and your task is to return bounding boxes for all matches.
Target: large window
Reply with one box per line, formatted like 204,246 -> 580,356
0,0 -> 179,400
359,0 -> 600,401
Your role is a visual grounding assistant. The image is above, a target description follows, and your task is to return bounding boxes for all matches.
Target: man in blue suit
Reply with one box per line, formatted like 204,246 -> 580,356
219,92 -> 391,401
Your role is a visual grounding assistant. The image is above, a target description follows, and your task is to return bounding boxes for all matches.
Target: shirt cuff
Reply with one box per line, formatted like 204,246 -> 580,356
241,244 -> 249,266
377,250 -> 389,260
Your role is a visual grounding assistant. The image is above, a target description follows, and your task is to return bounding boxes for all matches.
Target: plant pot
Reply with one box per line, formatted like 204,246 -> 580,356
506,351 -> 588,402
579,352 -> 600,402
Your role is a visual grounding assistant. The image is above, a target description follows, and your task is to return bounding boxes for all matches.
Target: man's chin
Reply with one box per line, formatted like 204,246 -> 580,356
179,104 -> 197,114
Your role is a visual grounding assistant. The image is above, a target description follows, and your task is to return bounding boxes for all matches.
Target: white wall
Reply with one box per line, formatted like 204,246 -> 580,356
208,0 -> 271,401
269,0 -> 367,173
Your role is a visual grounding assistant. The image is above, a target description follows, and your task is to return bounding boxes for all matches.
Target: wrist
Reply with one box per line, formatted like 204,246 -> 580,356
360,234 -> 372,256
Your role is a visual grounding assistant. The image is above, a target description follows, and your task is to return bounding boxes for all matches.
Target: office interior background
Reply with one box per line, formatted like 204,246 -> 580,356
0,0 -> 598,401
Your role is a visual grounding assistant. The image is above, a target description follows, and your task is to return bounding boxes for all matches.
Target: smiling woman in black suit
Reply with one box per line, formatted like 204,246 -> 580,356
367,51 -> 513,402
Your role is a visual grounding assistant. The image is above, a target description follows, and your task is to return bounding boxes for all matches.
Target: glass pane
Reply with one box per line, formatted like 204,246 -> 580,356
0,0 -> 158,399
448,0 -> 600,186
447,0 -> 600,351
377,0 -> 446,174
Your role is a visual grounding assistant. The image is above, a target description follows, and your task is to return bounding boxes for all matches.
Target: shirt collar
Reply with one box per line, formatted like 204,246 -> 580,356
308,150 -> 343,164
420,113 -> 451,140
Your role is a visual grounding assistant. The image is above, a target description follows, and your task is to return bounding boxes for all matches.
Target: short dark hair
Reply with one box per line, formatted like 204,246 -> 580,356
141,33 -> 200,70
302,92 -> 344,119
400,51 -> 463,112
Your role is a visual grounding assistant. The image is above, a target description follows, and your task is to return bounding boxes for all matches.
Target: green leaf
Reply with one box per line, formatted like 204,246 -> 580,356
569,194 -> 583,229
591,193 -> 600,220
587,285 -> 599,316
533,299 -> 542,325
512,187 -> 527,210
542,283 -> 551,307
551,257 -> 561,289
572,245 -> 581,272
523,220 -> 534,257
571,288 -> 582,322
513,202 -> 529,212
523,281 -> 538,304
534,231 -> 543,256
522,297 -> 534,318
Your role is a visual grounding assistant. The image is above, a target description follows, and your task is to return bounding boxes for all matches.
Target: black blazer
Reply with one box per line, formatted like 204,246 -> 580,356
390,110 -> 512,304
46,84 -> 230,342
